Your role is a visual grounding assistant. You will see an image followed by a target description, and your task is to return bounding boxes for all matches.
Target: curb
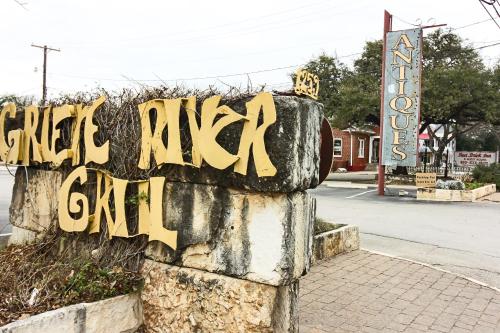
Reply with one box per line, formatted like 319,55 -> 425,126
361,248 -> 500,293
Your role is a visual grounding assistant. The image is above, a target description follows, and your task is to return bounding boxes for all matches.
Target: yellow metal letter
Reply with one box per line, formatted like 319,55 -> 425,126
70,104 -> 88,166
40,107 -> 53,162
111,177 -> 130,238
182,97 -> 202,167
58,166 -> 89,232
51,105 -> 75,166
89,172 -> 114,234
199,96 -> 245,170
84,96 -> 109,164
0,103 -> 22,164
234,92 -> 277,177
138,99 -> 184,169
147,177 -> 177,250
23,106 -> 42,165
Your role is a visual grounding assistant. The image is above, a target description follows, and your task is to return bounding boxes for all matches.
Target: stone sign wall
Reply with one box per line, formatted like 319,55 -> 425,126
6,92 -> 322,332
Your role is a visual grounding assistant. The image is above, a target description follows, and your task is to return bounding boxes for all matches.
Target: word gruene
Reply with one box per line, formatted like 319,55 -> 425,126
0,92 -> 278,177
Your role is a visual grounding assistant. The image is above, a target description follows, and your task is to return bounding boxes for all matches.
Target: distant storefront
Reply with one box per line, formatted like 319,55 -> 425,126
331,126 -> 380,171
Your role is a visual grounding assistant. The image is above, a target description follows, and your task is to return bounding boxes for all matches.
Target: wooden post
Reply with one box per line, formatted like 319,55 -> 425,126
31,44 -> 60,106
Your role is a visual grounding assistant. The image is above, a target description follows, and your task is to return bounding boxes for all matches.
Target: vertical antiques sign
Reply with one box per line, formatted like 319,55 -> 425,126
381,28 -> 422,166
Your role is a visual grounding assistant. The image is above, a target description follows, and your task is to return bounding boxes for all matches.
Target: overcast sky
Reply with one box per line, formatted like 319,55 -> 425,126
1,0 -> 499,100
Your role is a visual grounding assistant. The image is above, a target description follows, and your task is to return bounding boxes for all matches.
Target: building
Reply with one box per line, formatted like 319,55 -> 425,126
331,124 -> 457,171
418,124 -> 456,166
331,125 -> 380,171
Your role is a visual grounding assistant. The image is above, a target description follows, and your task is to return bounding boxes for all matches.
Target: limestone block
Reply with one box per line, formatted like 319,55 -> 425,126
8,167 -> 315,285
7,226 -> 37,245
0,293 -> 142,333
158,96 -> 323,193
19,95 -> 322,193
141,260 -> 298,333
417,185 -> 497,202
312,224 -> 360,264
146,182 -> 315,286
471,184 -> 496,201
9,168 -> 62,234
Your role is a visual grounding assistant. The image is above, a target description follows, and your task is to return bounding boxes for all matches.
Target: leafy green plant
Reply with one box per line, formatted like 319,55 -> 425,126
472,163 -> 500,191
125,191 -> 149,206
464,182 -> 485,190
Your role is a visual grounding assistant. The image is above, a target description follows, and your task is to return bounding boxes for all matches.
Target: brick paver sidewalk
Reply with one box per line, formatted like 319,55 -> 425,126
300,250 -> 500,333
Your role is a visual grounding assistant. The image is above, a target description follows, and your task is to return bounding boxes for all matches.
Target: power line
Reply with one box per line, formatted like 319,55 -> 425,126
474,41 -> 500,49
450,18 -> 494,30
61,1 -> 354,49
46,40 -> 496,86
47,51 -> 363,83
41,25 -> 499,88
478,0 -> 500,30
12,0 -> 28,11
392,15 -> 421,27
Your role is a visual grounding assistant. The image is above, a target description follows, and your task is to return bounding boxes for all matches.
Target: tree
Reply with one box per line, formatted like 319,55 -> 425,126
421,32 -> 499,165
335,41 -> 382,128
456,124 -> 500,151
0,94 -> 35,107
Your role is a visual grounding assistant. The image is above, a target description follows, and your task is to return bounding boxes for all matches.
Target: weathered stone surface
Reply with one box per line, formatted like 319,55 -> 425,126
9,168 -> 62,234
18,95 -> 322,193
153,96 -> 322,193
146,182 -> 315,286
7,226 -> 37,245
141,260 -> 298,333
312,224 -> 360,264
9,169 -> 316,285
0,293 -> 142,333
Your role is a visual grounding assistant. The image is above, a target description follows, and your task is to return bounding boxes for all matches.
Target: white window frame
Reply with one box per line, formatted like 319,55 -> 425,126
333,138 -> 342,157
358,138 -> 365,158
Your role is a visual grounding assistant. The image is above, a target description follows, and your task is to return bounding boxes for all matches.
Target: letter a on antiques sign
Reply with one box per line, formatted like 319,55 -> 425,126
381,28 -> 422,167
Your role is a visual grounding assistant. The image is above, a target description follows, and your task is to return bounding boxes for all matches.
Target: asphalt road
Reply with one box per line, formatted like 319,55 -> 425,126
310,185 -> 500,289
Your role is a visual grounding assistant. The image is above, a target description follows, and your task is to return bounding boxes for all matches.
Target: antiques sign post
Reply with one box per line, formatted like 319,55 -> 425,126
378,10 -> 423,195
381,28 -> 422,166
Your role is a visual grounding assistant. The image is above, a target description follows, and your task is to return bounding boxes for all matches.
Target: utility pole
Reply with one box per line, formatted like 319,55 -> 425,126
31,44 -> 60,105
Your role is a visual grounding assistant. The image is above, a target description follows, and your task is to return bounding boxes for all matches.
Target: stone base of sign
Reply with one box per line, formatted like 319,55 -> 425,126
95,95 -> 323,193
417,184 -> 496,202
0,293 -> 142,333
312,224 -> 359,264
9,168 -> 62,235
141,259 -> 298,333
7,226 -> 37,245
0,234 -> 10,250
8,169 -> 315,287
146,184 -> 315,286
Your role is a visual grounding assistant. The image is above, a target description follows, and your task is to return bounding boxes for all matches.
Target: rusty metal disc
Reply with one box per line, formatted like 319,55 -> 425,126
318,117 -> 333,185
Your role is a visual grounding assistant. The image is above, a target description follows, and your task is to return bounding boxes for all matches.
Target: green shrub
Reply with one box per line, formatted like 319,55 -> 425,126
472,163 -> 500,191
464,182 -> 485,190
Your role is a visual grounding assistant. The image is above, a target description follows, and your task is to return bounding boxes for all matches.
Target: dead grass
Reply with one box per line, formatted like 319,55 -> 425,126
0,231 -> 145,326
